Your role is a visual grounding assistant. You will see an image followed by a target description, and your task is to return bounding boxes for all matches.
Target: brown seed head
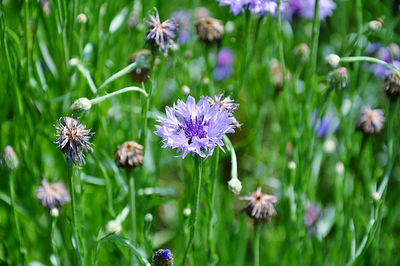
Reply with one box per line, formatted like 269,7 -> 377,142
384,72 -> 400,99
195,17 -> 224,44
114,141 -> 144,170
356,105 -> 384,134
240,187 -> 277,223
208,93 -> 241,128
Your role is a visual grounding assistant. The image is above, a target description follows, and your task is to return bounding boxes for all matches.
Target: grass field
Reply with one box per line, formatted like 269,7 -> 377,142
1,0 -> 400,265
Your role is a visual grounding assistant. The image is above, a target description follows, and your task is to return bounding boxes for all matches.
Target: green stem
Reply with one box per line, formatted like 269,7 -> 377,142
9,171 -> 25,265
277,0 -> 286,89
340,56 -> 400,78
90,86 -> 148,105
98,62 -> 138,90
254,224 -> 261,266
223,135 -> 238,180
237,11 -> 250,96
128,173 -> 137,241
307,0 -> 320,93
51,217 -> 61,265
207,149 -> 220,264
68,165 -> 82,265
24,0 -> 31,82
181,157 -> 203,266
70,59 -> 97,93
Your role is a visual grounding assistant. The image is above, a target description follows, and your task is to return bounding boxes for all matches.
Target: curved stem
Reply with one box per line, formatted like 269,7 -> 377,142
181,157 -> 203,266
99,62 -> 137,90
51,217 -> 61,265
340,56 -> 400,78
90,86 -> 148,105
253,224 -> 261,266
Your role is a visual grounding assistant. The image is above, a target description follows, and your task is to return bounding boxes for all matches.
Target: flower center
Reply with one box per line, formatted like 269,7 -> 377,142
179,115 -> 208,143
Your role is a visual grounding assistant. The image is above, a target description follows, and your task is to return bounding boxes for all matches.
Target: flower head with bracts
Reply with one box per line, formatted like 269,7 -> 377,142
154,95 -> 236,159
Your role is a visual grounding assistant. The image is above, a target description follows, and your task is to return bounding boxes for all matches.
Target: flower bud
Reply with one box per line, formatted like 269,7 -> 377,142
144,213 -> 153,222
328,67 -> 348,90
70,97 -> 92,112
227,178 -> 242,195
50,208 -> 59,217
295,43 -> 310,61
106,220 -> 122,235
183,208 -> 191,217
152,249 -> 173,266
371,192 -> 380,201
77,13 -> 87,24
368,19 -> 383,32
324,54 -> 341,68
2,146 -> 18,171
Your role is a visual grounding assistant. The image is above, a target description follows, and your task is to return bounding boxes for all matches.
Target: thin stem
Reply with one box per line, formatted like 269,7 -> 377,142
90,86 -> 148,105
181,157 -> 203,266
128,173 -> 137,241
98,62 -> 138,90
340,56 -> 400,78
70,59 -> 97,93
9,171 -> 25,265
237,11 -> 250,97
307,0 -> 320,91
68,165 -> 82,265
253,224 -> 261,266
277,0 -> 286,89
51,217 -> 61,265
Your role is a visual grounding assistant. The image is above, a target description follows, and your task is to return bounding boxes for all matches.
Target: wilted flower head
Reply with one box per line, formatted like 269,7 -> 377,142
114,141 -> 144,170
208,93 -> 241,128
36,178 -> 70,210
240,187 -> 277,223
356,105 -> 384,134
384,72 -> 400,99
195,17 -> 224,44
129,50 -> 153,83
154,95 -> 235,159
212,48 -> 234,81
55,117 -> 94,165
152,249 -> 173,266
1,145 -> 18,171
328,67 -> 348,90
144,8 -> 177,56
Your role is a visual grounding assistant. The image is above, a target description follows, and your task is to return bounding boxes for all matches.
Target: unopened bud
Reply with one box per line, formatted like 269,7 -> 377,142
324,54 -> 341,68
328,67 -> 348,90
70,97 -> 92,112
183,208 -> 191,217
371,191 -> 380,201
295,43 -> 310,61
368,19 -> 383,32
227,178 -> 242,195
50,208 -> 59,217
77,13 -> 87,24
144,213 -> 153,222
2,146 -> 18,171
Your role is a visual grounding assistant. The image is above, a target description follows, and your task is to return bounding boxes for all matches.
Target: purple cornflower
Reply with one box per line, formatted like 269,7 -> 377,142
310,111 -> 336,138
212,48 -> 234,80
217,0 -> 278,16
154,96 -> 235,158
172,10 -> 191,44
284,0 -> 336,20
369,47 -> 400,78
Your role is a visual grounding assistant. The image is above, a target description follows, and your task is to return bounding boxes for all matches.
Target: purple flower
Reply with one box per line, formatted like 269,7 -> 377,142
369,47 -> 400,78
172,10 -> 191,44
310,111 -> 336,138
304,203 -> 320,237
213,48 -> 234,80
283,0 -> 336,20
154,96 -> 235,158
217,0 -> 278,16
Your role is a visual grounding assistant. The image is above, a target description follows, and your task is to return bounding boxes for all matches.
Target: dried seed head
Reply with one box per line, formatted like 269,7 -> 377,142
55,117 -> 94,165
240,187 -> 277,223
194,7 -> 210,22
152,249 -> 173,266
1,145 -> 18,171
195,17 -> 224,44
208,93 -> 241,128
129,50 -> 153,83
328,67 -> 348,90
356,105 -> 384,134
36,178 -> 70,210
144,8 -> 177,56
114,141 -> 144,170
384,72 -> 400,99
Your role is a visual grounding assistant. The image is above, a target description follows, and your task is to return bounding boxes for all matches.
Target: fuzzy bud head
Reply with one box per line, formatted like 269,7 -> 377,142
152,249 -> 173,266
50,208 -> 59,217
144,213 -> 153,222
328,67 -> 348,90
77,13 -> 87,24
227,178 -> 242,195
324,54 -> 341,68
371,192 -> 380,201
368,19 -> 383,32
70,98 -> 92,112
2,145 -> 18,171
